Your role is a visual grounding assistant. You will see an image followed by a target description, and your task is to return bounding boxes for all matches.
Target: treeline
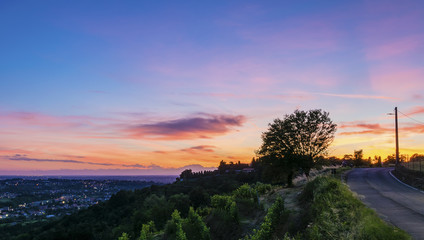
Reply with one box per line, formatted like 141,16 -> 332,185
177,161 -> 252,181
336,150 -> 424,167
176,149 -> 402,187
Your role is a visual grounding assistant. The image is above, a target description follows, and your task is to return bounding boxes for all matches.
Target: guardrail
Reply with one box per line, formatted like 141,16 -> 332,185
400,161 -> 424,173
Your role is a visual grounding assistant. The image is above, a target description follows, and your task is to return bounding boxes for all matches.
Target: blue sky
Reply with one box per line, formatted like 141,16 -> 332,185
1,1 -> 424,174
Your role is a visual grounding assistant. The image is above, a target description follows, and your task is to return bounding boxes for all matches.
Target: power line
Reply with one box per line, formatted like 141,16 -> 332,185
398,110 -> 424,125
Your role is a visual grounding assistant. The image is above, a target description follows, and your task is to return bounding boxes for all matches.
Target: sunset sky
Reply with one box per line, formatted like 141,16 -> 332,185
1,1 -> 424,175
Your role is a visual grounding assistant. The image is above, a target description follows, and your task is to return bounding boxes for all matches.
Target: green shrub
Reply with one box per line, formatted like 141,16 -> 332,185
233,184 -> 257,200
210,195 -> 234,210
138,221 -> 155,240
118,232 -> 129,240
246,197 -> 287,240
208,194 -> 240,239
182,207 -> 210,240
165,210 -> 187,240
254,182 -> 272,195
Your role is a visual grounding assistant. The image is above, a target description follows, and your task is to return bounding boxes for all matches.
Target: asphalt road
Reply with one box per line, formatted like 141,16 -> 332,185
347,168 -> 424,239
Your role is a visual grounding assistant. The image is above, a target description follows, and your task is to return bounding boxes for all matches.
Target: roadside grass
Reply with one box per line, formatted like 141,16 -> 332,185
294,176 -> 411,240
332,167 -> 352,181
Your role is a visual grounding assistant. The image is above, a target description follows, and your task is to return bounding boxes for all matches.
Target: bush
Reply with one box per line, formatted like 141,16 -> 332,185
210,195 -> 234,210
208,194 -> 240,239
118,232 -> 129,240
138,221 -> 155,240
182,207 -> 210,240
246,197 -> 287,240
165,210 -> 187,240
210,195 -> 238,223
233,184 -> 257,200
253,182 -> 272,195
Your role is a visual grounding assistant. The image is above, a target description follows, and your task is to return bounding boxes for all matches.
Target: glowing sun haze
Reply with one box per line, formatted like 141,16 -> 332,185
1,1 -> 424,175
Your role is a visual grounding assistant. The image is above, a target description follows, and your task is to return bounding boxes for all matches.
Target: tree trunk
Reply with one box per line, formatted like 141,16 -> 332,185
287,171 -> 294,187
305,169 -> 310,181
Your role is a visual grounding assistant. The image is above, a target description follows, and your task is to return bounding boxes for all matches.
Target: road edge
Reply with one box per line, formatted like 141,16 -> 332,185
389,170 -> 424,194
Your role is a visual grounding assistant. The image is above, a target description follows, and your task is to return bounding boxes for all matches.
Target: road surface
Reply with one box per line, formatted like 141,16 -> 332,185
347,168 -> 424,239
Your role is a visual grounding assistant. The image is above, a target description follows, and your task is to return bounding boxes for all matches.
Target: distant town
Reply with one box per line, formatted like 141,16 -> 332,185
0,176 -> 174,225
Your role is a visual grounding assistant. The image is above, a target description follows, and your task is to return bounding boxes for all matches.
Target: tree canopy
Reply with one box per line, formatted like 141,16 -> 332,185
257,109 -> 337,185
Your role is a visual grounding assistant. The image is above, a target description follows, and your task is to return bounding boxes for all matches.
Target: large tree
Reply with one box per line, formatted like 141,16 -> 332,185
257,109 -> 337,186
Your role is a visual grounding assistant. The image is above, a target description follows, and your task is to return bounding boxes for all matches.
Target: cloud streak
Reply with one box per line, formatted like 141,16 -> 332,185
339,121 -> 424,136
405,106 -> 424,116
125,114 -> 246,140
180,145 -> 216,153
339,122 -> 390,135
4,154 -> 118,166
316,93 -> 394,100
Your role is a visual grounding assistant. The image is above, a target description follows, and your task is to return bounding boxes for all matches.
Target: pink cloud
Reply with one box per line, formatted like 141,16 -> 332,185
180,145 -> 216,154
339,121 -> 424,136
365,35 -> 423,60
0,112 -> 74,128
317,93 -> 394,100
339,122 -> 390,135
125,114 -> 246,140
0,111 -> 119,131
405,106 -> 424,116
2,154 -> 118,166
412,94 -> 423,101
184,92 -> 314,101
359,7 -> 424,45
370,65 -> 424,97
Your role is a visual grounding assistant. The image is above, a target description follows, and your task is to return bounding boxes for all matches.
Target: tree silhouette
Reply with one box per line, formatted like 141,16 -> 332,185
258,109 -> 337,186
354,149 -> 363,167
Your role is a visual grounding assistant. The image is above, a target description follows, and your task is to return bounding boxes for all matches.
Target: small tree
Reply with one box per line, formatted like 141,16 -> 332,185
354,149 -> 363,166
165,210 -> 187,240
118,233 -> 129,240
139,221 -> 156,240
258,109 -> 336,186
182,207 -> 210,240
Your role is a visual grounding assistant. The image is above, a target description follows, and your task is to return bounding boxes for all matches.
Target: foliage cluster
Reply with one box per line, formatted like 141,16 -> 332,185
139,221 -> 156,240
245,197 -> 288,240
253,182 -> 272,195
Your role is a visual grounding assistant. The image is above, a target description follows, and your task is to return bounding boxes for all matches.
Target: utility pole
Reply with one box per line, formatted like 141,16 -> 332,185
388,107 -> 400,167
395,107 -> 399,166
